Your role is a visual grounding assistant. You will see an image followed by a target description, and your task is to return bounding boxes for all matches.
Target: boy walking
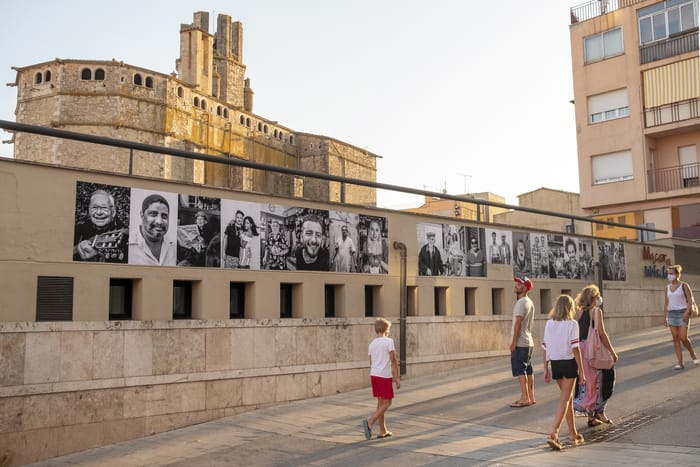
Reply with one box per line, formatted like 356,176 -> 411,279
363,318 -> 400,440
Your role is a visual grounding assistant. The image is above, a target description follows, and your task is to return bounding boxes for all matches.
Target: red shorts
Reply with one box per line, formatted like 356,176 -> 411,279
371,376 -> 394,399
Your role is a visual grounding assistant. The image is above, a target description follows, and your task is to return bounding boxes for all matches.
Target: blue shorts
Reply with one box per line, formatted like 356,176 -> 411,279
667,308 -> 689,327
511,346 -> 534,377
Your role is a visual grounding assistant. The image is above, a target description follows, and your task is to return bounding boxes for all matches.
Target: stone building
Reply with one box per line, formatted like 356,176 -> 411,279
8,11 -> 378,205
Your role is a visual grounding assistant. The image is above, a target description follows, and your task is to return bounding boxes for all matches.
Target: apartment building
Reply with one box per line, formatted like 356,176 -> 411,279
570,0 -> 699,240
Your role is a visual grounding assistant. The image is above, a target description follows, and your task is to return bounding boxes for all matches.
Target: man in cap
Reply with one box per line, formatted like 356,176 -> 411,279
509,276 -> 536,407
418,231 -> 444,276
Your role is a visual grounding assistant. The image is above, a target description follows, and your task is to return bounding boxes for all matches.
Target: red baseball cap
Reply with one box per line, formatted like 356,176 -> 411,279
514,277 -> 533,291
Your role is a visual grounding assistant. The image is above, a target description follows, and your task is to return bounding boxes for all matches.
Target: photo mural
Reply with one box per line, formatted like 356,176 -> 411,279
72,182 -> 388,274
417,223 -> 622,281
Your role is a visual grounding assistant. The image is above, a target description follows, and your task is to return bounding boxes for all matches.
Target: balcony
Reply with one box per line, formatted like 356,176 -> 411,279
570,0 -> 645,24
647,162 -> 700,193
644,97 -> 700,128
640,30 -> 699,64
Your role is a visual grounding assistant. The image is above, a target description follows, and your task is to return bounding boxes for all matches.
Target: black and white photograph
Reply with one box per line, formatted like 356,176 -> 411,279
73,181 -> 130,263
464,227 -> 487,277
417,222 -> 445,276
221,200 -> 261,270
486,228 -> 513,265
529,232 -> 549,279
329,211 -> 360,273
176,195 -> 221,268
128,189 -> 179,266
599,240 -> 626,281
359,214 -> 389,274
511,231 -> 532,278
578,239 -> 595,281
260,203 -> 292,270
562,235 -> 582,279
547,235 -> 566,279
443,224 -> 466,276
287,207 -> 330,271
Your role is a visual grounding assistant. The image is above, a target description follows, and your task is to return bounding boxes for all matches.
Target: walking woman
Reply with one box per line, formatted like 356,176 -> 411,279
664,264 -> 699,369
542,295 -> 586,450
573,284 -> 618,426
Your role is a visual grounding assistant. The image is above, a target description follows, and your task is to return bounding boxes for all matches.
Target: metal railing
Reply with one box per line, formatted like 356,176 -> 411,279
644,97 -> 700,128
570,0 -> 645,24
647,162 -> 700,192
640,30 -> 699,64
0,119 -> 668,237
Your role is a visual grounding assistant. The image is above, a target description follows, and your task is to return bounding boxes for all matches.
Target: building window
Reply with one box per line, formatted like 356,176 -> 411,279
216,105 -> 222,116
94,68 -> 105,80
588,89 -> 629,124
145,76 -> 153,88
201,99 -> 207,110
257,122 -> 263,131
491,287 -> 505,315
239,115 -> 245,125
177,86 -> 184,98
365,285 -> 377,317
194,96 -> 200,107
230,282 -> 246,319
680,145 -> 699,187
223,108 -> 229,118
464,287 -> 476,315
173,280 -> 192,319
289,135 -> 294,144
434,287 -> 447,316
539,289 -> 552,314
133,73 -> 142,86
324,284 -> 337,318
273,129 -> 278,138
246,117 -> 251,127
592,150 -> 634,184
44,70 -> 51,82
36,276 -> 73,321
280,283 -> 294,318
638,0 -> 698,44
584,26 -> 623,63
109,279 -> 133,320
34,72 -> 42,84
81,68 -> 92,80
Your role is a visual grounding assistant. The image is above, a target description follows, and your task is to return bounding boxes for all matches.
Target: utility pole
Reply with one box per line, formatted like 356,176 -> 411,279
458,173 -> 472,194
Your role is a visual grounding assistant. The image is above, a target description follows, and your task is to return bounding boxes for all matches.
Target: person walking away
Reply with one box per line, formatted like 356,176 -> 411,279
664,264 -> 699,369
363,318 -> 400,440
542,295 -> 586,450
573,284 -> 618,425
510,277 -> 536,407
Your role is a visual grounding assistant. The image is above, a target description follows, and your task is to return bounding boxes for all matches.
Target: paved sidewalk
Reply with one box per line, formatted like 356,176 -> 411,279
29,326 -> 700,466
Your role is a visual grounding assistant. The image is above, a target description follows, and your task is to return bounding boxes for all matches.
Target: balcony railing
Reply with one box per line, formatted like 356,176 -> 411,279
640,30 -> 699,64
570,0 -> 645,24
647,162 -> 700,193
644,97 -> 700,128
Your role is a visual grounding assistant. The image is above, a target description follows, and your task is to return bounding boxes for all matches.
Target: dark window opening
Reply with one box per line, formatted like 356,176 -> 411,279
94,68 -> 105,80
173,280 -> 192,319
364,285 -> 375,317
230,282 -> 246,319
194,97 -> 200,107
324,285 -> 336,318
109,279 -> 133,320
145,76 -> 153,88
280,284 -> 293,318
81,68 -> 92,80
177,86 -> 184,98
201,99 -> 207,110
44,70 -> 51,82
216,106 -> 222,116
134,73 -> 142,86
246,117 -> 251,127
289,135 -> 294,144
35,72 -> 42,84
465,287 -> 476,315
223,108 -> 229,118
257,122 -> 263,131
239,115 -> 245,125
36,276 -> 73,321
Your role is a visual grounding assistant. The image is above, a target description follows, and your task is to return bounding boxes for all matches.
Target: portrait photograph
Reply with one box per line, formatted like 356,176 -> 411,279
443,224 -> 466,276
128,189 -> 179,267
359,214 -> 389,274
176,195 -> 221,268
417,222 -> 445,276
259,203 -> 293,271
329,211 -> 361,273
529,232 -> 550,279
221,199 -> 261,270
464,227 -> 487,277
511,231 -> 532,278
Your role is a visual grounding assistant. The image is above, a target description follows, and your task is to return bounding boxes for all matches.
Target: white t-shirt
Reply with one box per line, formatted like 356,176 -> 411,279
369,335 -> 395,378
511,296 -> 535,347
667,284 -> 688,310
542,319 -> 580,361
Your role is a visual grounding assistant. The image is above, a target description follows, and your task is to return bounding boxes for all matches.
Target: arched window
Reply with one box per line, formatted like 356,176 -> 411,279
44,70 -> 51,82
264,125 -> 269,134
134,73 -> 142,86
194,97 -> 200,107
289,135 -> 294,144
201,99 -> 207,110
223,108 -> 229,118
177,86 -> 184,98
216,106 -> 222,116
239,115 -> 245,125
257,122 -> 262,131
273,129 -> 278,138
81,68 -> 92,80
278,131 -> 284,140
145,76 -> 153,88
246,117 -> 251,127
94,68 -> 105,80
35,72 -> 43,84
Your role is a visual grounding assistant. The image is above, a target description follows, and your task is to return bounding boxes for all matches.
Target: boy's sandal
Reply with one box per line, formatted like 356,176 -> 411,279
546,436 -> 563,451
377,432 -> 393,439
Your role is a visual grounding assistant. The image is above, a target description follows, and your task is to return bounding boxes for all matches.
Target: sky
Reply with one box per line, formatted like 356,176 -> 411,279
0,0 -> 585,208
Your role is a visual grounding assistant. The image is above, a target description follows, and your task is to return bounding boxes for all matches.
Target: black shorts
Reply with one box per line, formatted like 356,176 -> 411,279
550,358 -> 578,380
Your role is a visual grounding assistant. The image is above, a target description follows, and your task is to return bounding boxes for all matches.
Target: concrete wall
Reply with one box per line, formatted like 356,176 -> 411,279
0,158 -> 691,465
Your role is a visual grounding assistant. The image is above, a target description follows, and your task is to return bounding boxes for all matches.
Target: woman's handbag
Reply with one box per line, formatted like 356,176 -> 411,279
586,307 -> 614,369
683,283 -> 699,318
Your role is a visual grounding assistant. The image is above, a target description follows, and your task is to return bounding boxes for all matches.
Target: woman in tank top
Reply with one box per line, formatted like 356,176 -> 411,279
664,264 -> 699,369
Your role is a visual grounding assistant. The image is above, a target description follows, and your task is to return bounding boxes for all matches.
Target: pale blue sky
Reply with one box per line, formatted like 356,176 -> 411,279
0,0 -> 585,207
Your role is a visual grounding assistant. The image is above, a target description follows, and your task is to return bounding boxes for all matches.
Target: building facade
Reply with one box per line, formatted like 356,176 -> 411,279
8,11 -> 378,205
570,0 -> 700,240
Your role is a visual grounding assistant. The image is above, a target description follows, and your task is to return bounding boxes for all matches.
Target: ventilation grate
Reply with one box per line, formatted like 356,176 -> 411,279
585,413 -> 659,443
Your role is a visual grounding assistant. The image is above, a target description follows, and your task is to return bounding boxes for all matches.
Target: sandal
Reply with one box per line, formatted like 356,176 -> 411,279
674,363 -> 684,370
377,432 -> 393,439
546,435 -> 563,451
595,414 -> 613,424
569,433 -> 585,446
362,419 -> 372,440
587,418 -> 602,427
